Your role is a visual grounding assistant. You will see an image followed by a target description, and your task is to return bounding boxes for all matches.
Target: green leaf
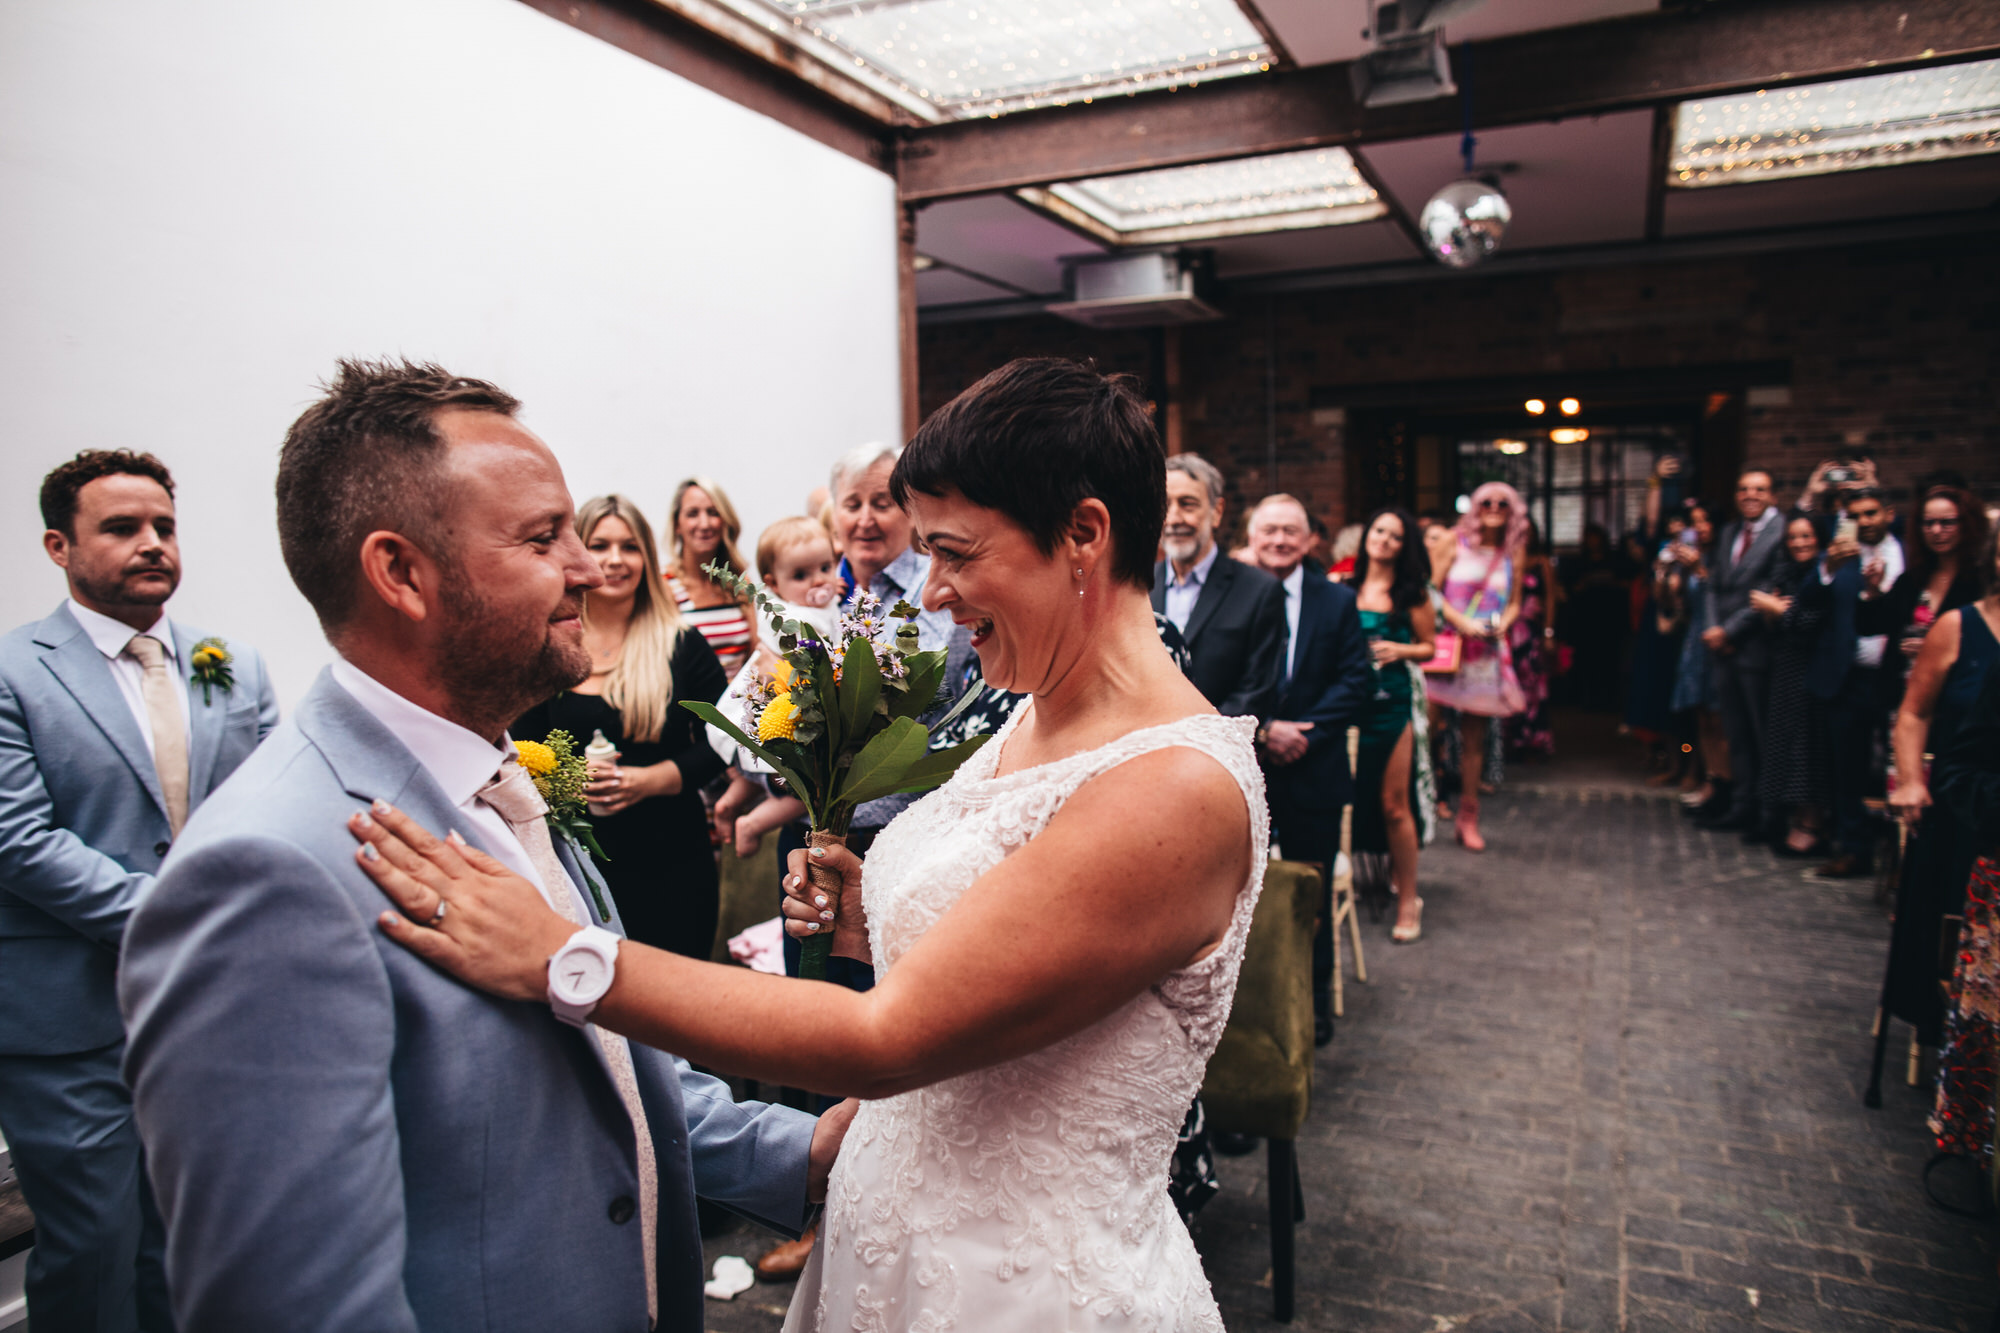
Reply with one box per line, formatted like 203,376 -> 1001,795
932,674 -> 991,732
679,701 -> 821,824
887,733 -> 992,795
838,637 -> 882,743
830,716 -> 927,810
885,650 -> 947,720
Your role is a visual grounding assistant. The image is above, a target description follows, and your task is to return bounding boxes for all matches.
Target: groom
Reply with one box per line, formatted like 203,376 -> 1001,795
119,360 -> 840,1332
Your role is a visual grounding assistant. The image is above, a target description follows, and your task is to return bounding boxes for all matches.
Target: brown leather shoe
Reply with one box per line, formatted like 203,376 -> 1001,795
756,1225 -> 817,1280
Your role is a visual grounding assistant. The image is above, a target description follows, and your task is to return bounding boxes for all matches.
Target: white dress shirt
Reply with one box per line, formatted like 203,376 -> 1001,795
68,598 -> 190,757
850,546 -> 955,653
1854,534 -> 1904,668
1280,564 -> 1305,680
1163,542 -> 1221,634
329,659 -> 594,926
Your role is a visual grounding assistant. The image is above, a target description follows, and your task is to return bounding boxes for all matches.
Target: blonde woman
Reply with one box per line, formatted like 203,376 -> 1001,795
512,495 -> 729,958
669,476 -> 757,676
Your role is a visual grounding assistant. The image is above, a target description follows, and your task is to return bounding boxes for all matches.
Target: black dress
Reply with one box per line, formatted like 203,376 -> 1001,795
512,630 -> 728,959
1758,559 -> 1832,812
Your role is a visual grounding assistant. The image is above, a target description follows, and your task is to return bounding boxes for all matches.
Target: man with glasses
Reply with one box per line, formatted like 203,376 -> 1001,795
1700,468 -> 1787,839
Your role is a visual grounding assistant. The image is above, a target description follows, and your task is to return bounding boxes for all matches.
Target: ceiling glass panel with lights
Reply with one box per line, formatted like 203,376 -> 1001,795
1670,56 -> 2000,187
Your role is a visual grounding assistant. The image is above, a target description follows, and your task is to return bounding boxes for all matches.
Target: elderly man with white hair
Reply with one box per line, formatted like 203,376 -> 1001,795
828,440 -> 953,652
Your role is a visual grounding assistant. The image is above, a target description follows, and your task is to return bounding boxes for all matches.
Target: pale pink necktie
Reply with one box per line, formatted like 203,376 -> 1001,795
478,758 -> 657,1326
124,635 -> 189,835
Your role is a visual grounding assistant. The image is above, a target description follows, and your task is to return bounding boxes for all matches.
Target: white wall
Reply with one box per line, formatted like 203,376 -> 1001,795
0,0 -> 901,706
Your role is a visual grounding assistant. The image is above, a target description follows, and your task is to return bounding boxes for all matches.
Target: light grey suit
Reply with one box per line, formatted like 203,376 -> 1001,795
0,602 -> 278,1333
1707,512 -> 1788,823
119,669 -> 817,1332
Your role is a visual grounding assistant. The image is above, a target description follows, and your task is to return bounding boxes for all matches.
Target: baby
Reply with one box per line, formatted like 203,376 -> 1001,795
711,515 -> 842,857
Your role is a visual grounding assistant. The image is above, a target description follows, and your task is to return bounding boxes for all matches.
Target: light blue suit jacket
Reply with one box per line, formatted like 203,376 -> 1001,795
119,668 -> 816,1332
0,602 -> 278,1056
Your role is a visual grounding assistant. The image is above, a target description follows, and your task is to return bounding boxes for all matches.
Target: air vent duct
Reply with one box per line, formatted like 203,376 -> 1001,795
1046,252 -> 1222,329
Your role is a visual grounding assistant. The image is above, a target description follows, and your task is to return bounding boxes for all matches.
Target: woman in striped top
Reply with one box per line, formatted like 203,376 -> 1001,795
668,475 -> 755,677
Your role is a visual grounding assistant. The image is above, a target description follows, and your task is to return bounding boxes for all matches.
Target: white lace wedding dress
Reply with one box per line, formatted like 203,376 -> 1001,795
784,708 -> 1268,1333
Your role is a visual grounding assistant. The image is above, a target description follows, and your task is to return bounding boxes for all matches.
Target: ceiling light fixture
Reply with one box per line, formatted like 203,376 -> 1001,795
1550,427 -> 1590,444
1495,439 -> 1528,456
1670,56 -> 2000,188
1420,43 -> 1510,268
1023,147 -> 1387,246
708,0 -> 1275,122
1524,399 -> 1546,415
1559,397 -> 1581,416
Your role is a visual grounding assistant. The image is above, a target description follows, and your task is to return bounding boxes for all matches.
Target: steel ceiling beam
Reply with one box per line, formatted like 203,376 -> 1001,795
894,0 -> 2000,202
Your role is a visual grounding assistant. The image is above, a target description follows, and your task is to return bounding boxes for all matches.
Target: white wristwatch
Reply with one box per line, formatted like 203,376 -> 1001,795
547,925 -> 621,1027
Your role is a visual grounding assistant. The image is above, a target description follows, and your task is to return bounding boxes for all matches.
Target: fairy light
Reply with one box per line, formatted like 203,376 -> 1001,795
1559,397 -> 1581,416
1495,439 -> 1529,456
1549,427 -> 1590,444
711,0 -> 1273,120
1669,56 -> 2000,186
1524,399 -> 1546,415
1040,147 -> 1383,239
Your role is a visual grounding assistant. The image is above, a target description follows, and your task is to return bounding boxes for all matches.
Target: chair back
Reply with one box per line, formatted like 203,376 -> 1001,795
1200,859 -> 1318,1140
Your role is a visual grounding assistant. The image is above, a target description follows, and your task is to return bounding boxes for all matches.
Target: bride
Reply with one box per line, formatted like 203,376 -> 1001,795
354,356 -> 1268,1330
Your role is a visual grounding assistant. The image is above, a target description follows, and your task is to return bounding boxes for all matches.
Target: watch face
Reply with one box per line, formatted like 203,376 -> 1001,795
554,946 -> 611,1003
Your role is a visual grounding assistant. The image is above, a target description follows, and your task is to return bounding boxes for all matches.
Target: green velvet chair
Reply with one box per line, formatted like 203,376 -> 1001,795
1200,858 -> 1318,1322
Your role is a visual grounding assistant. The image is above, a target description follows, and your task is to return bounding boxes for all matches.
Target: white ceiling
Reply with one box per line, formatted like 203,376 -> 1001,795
915,193 -> 1106,298
1662,153 -> 2000,237
1251,0 -> 1659,70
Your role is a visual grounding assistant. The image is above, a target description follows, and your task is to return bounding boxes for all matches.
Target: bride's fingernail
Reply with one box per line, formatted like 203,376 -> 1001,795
360,844 -> 380,862
372,799 -> 391,816
820,910 -> 834,922
355,808 -> 373,828
814,895 -> 828,908
806,921 -> 820,933
446,829 -> 466,846
810,848 -> 826,858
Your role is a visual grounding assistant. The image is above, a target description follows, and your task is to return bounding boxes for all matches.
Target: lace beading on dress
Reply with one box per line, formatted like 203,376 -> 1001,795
787,709 -> 1268,1333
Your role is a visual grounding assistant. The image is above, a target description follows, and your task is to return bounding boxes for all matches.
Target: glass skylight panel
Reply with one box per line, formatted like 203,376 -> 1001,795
712,0 -> 1273,120
1025,146 -> 1386,244
1671,57 -> 2000,187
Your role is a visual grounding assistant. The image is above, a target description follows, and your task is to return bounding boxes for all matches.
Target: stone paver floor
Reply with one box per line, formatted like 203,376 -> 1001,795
704,784 -> 1998,1331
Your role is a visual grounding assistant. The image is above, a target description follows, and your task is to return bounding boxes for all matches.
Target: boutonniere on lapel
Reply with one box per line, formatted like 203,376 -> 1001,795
189,637 -> 235,705
513,730 -> 613,920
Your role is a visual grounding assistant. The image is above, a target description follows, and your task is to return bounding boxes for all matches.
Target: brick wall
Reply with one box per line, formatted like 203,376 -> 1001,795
918,239 -> 2000,536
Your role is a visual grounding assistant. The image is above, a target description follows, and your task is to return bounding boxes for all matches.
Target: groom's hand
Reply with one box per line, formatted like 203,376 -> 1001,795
807,1098 -> 859,1203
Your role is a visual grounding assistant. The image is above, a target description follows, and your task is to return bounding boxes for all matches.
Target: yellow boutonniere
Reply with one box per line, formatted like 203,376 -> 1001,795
513,730 -> 611,920
190,637 -> 235,705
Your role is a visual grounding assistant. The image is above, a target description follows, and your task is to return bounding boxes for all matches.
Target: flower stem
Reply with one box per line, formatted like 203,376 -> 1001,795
798,823 -> 850,981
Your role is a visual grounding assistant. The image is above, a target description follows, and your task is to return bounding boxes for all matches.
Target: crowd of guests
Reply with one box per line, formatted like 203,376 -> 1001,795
1616,458 -> 2000,1179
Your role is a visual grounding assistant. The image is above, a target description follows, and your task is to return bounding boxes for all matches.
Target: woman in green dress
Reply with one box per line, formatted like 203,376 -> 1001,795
1351,507 -> 1439,942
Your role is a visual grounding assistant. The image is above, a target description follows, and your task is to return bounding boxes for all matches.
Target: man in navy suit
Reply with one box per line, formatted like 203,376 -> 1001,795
1246,495 -> 1374,1047
1801,487 -> 1904,876
1150,453 -> 1287,723
1700,468 -> 1789,836
0,450 -> 278,1332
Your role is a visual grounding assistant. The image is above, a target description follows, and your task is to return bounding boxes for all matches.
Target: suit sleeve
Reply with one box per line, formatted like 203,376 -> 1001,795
119,835 -> 416,1333
1720,534 -> 1785,645
0,674 -> 151,948
1218,579 -> 1289,723
668,1057 -> 818,1235
1297,599 -> 1376,752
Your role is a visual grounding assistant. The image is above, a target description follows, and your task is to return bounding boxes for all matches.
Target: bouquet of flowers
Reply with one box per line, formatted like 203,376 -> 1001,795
685,563 -> 989,978
514,729 -> 613,921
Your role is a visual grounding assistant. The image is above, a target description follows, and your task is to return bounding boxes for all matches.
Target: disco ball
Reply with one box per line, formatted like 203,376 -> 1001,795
1418,176 -> 1512,268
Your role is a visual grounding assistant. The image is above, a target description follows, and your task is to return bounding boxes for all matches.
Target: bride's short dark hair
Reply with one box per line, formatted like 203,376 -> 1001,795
892,357 -> 1166,590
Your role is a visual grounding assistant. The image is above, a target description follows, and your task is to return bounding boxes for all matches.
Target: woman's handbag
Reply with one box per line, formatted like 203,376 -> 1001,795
1422,629 -> 1462,674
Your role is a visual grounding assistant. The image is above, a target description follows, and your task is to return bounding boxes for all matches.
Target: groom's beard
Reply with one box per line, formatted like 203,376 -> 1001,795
432,578 -> 591,738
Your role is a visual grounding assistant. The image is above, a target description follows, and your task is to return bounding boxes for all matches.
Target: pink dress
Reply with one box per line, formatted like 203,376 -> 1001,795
1427,536 -> 1527,718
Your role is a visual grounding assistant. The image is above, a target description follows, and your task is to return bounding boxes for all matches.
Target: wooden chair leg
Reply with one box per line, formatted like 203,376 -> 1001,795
1267,1137 -> 1296,1323
1331,891 -> 1345,1019
1344,875 -> 1368,985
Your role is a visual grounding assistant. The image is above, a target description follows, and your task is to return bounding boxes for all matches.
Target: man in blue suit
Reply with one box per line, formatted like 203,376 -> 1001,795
0,450 -> 278,1332
1246,495 -> 1374,1048
119,360 -> 843,1332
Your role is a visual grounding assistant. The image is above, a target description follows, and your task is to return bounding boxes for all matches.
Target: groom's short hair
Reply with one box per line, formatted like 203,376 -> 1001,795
276,358 -> 520,635
893,357 -> 1165,590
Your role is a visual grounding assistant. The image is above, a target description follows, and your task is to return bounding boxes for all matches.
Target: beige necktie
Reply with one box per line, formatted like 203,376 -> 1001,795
124,635 -> 189,836
477,758 -> 657,1327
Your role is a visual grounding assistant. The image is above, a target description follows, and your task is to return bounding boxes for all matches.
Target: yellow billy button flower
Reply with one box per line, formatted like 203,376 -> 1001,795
514,739 -> 558,777
757,693 -> 800,743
